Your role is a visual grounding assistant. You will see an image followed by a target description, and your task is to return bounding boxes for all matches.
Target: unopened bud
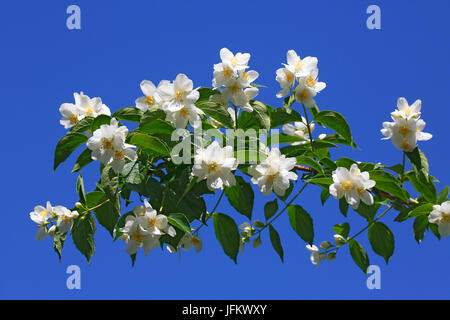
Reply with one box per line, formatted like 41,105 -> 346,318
243,237 -> 250,243
75,202 -> 83,209
333,234 -> 346,246
253,220 -> 265,228
319,241 -> 332,250
327,252 -> 336,261
48,225 -> 56,236
319,253 -> 327,261
253,237 -> 262,248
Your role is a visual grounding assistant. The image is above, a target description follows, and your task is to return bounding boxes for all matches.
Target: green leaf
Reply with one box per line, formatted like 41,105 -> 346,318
224,176 -> 254,220
53,230 -> 67,261
213,213 -> 240,263
167,213 -> 191,234
264,199 -> 278,221
296,156 -> 324,174
138,119 -> 175,135
130,133 -> 171,157
348,239 -> 370,274
69,117 -> 94,133
90,114 -> 112,132
413,215 -> 428,243
335,157 -> 356,169
437,186 -> 449,204
355,202 -> 380,222
269,107 -> 303,128
404,203 -> 434,220
406,148 -> 429,180
370,170 -> 409,201
72,148 -> 93,173
333,223 -> 350,238
320,189 -> 330,206
406,171 -> 437,203
339,198 -> 349,217
249,100 -> 271,130
368,222 -> 395,263
76,173 -> 86,204
112,107 -> 143,122
314,110 -> 353,145
269,225 -> 284,262
54,132 -> 88,171
196,88 -> 234,128
71,212 -> 96,263
287,205 -> 314,245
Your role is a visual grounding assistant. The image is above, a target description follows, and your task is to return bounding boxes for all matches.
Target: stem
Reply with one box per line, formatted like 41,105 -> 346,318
255,182 -> 309,235
194,189 -> 225,235
302,103 -> 315,154
400,151 -> 406,187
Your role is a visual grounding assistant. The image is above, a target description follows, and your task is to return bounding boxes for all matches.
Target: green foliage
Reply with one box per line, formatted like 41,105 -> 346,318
264,199 -> 278,221
224,176 -> 254,220
54,132 -> 88,171
287,205 -> 314,245
269,225 -> 284,262
71,212 -> 96,263
368,222 -> 395,263
348,239 -> 370,274
213,213 -> 240,263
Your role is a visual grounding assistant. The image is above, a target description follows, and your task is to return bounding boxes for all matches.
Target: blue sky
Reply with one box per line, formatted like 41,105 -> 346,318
1,0 -> 450,299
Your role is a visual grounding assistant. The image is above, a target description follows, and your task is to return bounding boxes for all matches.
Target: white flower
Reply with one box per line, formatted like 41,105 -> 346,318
165,103 -> 204,129
219,48 -> 250,72
329,164 -> 376,210
158,74 -> 199,112
59,103 -> 85,129
294,76 -> 318,108
282,117 -> 315,145
134,199 -> 176,237
381,117 -> 432,152
303,68 -> 326,94
119,215 -> 160,256
428,201 -> 450,237
305,244 -> 324,266
135,80 -> 165,112
86,118 -> 136,172
213,61 -> 237,88
275,67 -> 295,98
75,92 -> 111,118
180,233 -> 202,253
283,50 -> 318,78
29,201 -> 54,241
191,141 -> 238,191
241,87 -> 259,112
221,76 -> 252,108
391,97 -> 421,121
249,148 -> 298,196
55,207 -> 79,234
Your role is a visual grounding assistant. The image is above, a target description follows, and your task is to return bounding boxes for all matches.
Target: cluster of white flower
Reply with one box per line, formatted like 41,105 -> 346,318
381,97 -> 432,152
329,164 -> 376,210
59,92 -> 111,129
86,118 -> 137,173
135,74 -> 204,129
212,48 -> 259,112
282,116 -> 316,145
275,50 -> 326,108
249,148 -> 298,197
29,201 -> 79,241
118,199 -> 176,255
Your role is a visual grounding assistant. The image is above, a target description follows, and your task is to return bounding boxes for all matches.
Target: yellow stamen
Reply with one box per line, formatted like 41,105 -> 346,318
230,84 -> 240,93
114,150 -> 125,161
401,140 -> 411,150
356,187 -> 366,196
285,71 -> 294,83
175,90 -> 183,101
179,108 -> 189,117
145,96 -> 154,105
230,56 -> 238,66
148,218 -> 158,228
223,68 -> 233,78
398,126 -> 409,136
295,59 -> 304,71
298,90 -> 308,101
85,106 -> 94,116
306,76 -> 317,87
209,162 -> 219,172
69,114 -> 78,124
242,71 -> 249,80
341,180 -> 353,192
131,233 -> 143,242
441,213 -> 450,223
101,137 -> 113,150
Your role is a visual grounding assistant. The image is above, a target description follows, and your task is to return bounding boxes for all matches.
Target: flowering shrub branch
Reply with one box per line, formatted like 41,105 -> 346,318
29,48 -> 449,273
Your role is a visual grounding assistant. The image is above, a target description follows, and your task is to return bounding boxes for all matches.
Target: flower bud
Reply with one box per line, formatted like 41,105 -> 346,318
243,237 -> 250,243
75,202 -> 83,209
48,225 -> 56,236
333,234 -> 346,246
327,252 -> 336,261
319,241 -> 332,250
319,253 -> 327,261
253,220 -> 265,228
253,237 -> 262,249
